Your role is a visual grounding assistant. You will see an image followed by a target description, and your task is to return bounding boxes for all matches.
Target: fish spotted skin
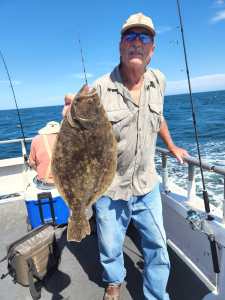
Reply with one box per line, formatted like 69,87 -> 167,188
52,85 -> 117,242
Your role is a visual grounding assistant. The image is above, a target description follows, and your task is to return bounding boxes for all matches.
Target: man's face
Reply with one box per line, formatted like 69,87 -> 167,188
120,27 -> 155,69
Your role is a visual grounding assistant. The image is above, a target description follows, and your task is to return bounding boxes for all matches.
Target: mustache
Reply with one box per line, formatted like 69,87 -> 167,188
127,45 -> 144,56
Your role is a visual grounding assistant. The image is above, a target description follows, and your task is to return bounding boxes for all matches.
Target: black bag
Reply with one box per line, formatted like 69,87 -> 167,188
0,223 -> 60,300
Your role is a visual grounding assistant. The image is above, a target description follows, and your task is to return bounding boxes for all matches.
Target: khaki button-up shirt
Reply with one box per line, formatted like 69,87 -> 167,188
93,66 -> 166,200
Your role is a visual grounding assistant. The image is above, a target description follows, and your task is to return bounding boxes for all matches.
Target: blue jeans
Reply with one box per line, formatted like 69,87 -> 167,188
95,184 -> 170,300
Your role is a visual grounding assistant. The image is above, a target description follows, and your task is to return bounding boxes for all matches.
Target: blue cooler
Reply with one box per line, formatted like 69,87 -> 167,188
25,191 -> 70,229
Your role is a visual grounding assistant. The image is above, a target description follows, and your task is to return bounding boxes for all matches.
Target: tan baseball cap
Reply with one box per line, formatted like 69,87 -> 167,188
121,12 -> 155,36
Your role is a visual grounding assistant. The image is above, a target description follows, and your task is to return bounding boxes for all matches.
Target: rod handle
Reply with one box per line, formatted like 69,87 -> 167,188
209,236 -> 220,273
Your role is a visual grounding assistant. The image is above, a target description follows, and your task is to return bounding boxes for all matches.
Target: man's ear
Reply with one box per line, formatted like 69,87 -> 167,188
119,40 -> 122,53
151,43 -> 156,55
145,44 -> 155,65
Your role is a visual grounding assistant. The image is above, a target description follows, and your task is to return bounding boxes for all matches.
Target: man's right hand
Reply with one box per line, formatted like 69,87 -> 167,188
62,94 -> 75,117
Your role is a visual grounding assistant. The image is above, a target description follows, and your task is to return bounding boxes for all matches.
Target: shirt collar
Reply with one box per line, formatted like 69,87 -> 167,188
109,65 -> 156,93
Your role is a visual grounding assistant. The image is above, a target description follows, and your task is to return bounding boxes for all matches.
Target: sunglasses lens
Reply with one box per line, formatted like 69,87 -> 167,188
123,32 -> 153,44
124,32 -> 137,42
139,34 -> 153,44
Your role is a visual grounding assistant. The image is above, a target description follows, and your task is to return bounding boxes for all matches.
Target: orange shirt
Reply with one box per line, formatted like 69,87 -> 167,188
29,134 -> 57,183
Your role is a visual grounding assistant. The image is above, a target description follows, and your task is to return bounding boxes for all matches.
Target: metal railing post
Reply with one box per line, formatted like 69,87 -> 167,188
187,163 -> 196,201
21,139 -> 27,157
161,154 -> 170,193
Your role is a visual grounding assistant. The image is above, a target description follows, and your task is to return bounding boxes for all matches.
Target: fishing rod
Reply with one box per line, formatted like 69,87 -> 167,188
0,49 -> 28,162
78,36 -> 88,85
176,0 -> 220,274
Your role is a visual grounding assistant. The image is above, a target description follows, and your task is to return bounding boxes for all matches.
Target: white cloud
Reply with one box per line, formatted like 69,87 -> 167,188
72,73 -> 93,79
210,9 -> 225,23
166,73 -> 225,95
0,79 -> 21,85
215,0 -> 224,5
212,0 -> 225,7
156,26 -> 173,35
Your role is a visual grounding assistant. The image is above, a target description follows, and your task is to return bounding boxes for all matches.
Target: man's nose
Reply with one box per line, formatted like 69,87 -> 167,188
133,36 -> 142,44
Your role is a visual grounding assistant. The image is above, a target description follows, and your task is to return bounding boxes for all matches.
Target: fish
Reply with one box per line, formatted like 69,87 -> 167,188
51,85 -> 117,242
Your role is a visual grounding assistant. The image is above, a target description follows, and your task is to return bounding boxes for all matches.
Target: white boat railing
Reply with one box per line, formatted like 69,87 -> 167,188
157,146 -> 225,224
0,137 -> 32,158
1,138 -> 225,222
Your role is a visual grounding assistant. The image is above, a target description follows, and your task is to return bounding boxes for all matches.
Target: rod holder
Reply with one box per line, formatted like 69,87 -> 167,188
187,164 -> 196,201
161,154 -> 170,193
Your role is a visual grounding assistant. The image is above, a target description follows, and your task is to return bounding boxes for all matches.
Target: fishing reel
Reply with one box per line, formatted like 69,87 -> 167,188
186,209 -> 220,274
186,209 -> 213,233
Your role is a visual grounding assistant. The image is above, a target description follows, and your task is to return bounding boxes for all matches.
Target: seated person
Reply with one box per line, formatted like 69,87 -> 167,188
29,121 -> 60,190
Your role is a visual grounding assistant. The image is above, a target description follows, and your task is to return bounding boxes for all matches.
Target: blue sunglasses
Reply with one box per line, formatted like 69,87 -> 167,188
123,31 -> 154,44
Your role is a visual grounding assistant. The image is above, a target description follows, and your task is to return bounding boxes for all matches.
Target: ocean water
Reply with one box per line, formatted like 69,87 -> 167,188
157,89 -> 225,207
0,90 -> 225,207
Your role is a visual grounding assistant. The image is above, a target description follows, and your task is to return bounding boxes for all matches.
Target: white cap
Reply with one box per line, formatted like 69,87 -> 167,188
38,121 -> 60,135
121,12 -> 155,36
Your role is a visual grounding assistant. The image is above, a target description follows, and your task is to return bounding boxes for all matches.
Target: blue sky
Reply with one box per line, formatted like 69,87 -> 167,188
0,0 -> 225,109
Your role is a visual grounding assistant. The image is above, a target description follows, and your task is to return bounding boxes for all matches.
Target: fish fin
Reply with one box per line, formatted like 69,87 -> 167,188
67,216 -> 91,242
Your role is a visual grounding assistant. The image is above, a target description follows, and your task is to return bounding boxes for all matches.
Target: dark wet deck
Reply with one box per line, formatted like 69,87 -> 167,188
0,200 -> 210,300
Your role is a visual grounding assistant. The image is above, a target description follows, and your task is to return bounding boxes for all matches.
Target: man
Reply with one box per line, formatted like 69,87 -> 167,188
29,121 -> 60,190
92,13 -> 188,300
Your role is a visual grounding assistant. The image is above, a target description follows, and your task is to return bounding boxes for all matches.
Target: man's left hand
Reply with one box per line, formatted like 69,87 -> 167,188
168,145 -> 189,164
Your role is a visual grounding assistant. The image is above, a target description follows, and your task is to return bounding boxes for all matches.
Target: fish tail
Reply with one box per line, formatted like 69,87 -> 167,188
67,216 -> 91,242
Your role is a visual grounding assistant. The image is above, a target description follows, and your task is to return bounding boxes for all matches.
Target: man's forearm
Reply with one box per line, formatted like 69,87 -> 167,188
159,119 -> 175,150
159,119 -> 189,163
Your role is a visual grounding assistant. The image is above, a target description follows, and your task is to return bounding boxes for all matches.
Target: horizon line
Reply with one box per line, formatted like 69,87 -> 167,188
0,88 -> 225,111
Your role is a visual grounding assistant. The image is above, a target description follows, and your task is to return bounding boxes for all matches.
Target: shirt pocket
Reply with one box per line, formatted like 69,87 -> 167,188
107,110 -> 131,141
148,104 -> 162,133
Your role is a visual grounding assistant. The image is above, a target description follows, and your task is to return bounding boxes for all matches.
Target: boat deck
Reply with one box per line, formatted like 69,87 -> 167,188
0,200 -> 210,300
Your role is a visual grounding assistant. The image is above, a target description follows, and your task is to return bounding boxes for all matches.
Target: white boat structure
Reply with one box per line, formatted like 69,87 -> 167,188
0,137 -> 225,300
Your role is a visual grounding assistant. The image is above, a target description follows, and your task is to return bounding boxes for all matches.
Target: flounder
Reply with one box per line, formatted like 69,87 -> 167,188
52,85 -> 117,242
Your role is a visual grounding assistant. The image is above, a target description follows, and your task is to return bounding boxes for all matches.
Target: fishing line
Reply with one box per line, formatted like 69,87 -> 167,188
0,49 -> 28,160
77,35 -> 88,85
176,0 -> 220,274
176,0 -> 210,213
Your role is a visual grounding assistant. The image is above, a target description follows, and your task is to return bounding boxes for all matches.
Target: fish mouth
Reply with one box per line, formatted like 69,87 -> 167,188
75,115 -> 96,122
73,101 -> 102,126
74,107 -> 97,122
67,85 -> 102,127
